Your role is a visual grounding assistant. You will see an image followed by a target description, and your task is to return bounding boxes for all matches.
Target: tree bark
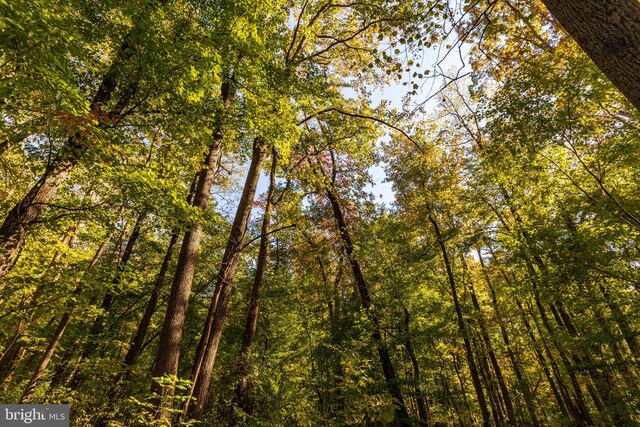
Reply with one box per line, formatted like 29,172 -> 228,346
541,0 -> 640,111
184,137 -> 268,421
322,168 -> 411,425
466,274 -> 516,426
123,232 -> 178,369
0,22 -> 145,279
124,172 -> 199,371
477,249 -> 540,426
78,213 -> 145,365
427,212 -> 490,426
151,82 -> 234,422
230,148 -> 278,415
401,305 -> 431,426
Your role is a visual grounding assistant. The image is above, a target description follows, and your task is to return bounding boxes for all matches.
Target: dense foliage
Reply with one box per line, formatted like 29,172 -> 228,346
1,0 -> 639,425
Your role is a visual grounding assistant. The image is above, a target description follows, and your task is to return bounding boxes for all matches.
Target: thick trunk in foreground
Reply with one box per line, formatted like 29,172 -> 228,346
541,0 -> 640,111
427,212 -> 490,426
323,171 -> 410,425
230,149 -> 277,415
184,138 -> 268,421
151,83 -> 234,422
19,237 -> 111,403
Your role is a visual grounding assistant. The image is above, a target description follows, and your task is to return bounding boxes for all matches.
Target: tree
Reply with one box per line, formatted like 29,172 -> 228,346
541,0 -> 640,111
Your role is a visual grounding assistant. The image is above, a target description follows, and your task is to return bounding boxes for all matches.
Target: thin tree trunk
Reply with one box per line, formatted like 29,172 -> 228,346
401,305 -> 431,426
19,236 -> 111,403
464,263 -> 516,425
472,331 -> 503,426
477,249 -> 540,426
427,212 -> 490,426
1,346 -> 26,391
0,221 -> 80,389
68,213 -> 145,389
230,148 -> 278,415
123,232 -> 178,370
322,169 -> 410,425
599,282 -> 640,358
151,82 -> 234,422
123,172 -> 199,372
184,137 -> 268,421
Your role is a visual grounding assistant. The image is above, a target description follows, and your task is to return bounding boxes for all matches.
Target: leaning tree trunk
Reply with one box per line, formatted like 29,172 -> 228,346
123,232 -> 178,370
124,173 -> 199,371
230,148 -> 278,415
321,166 -> 411,426
0,222 -> 79,388
19,236 -> 111,403
427,211 -> 490,426
464,266 -> 516,425
151,82 -> 234,422
541,0 -> 640,111
477,248 -> 541,426
401,305 -> 431,426
184,137 -> 269,421
68,213 -> 145,390
0,19 -> 148,280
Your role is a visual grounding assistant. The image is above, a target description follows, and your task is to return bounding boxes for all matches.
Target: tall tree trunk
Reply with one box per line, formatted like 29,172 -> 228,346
471,331 -> 503,426
477,249 -> 540,426
123,232 -> 178,370
541,0 -> 640,111
427,212 -> 490,426
400,305 -> 431,426
461,255 -> 515,424
230,148 -> 278,415
528,298 -> 594,426
151,82 -> 234,422
466,275 -> 516,426
68,213 -> 145,389
0,221 -> 80,389
0,18 -> 148,279
19,236 -> 111,403
322,169 -> 410,426
184,137 -> 268,421
123,172 -> 199,372
599,282 -> 640,358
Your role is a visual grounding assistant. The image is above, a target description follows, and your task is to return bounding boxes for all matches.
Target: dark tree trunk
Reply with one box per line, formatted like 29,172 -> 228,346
599,282 -> 640,358
151,82 -> 234,422
401,305 -> 431,426
427,212 -> 490,426
184,137 -> 268,421
0,222 -> 80,389
322,168 -> 410,426
477,249 -> 540,426
68,213 -> 145,390
230,148 -> 278,415
124,173 -> 198,371
463,263 -> 516,426
541,0 -> 640,111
